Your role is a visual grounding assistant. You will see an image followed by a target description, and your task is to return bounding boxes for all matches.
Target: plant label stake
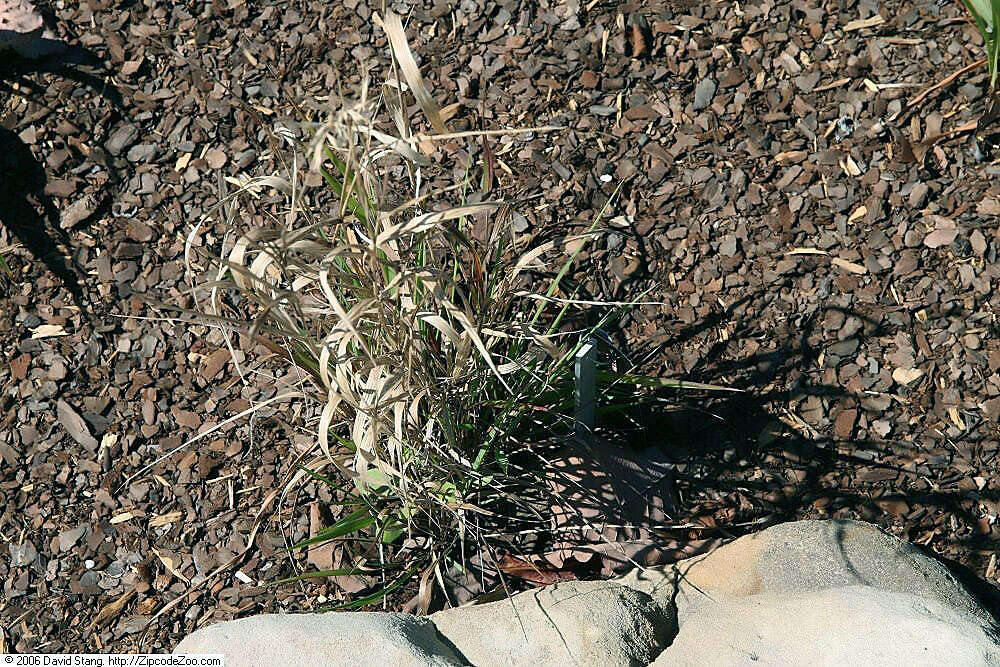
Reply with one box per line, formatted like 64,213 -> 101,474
574,337 -> 598,441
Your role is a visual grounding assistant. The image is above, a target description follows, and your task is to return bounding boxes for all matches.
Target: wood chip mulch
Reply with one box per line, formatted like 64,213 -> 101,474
1,0 -> 998,653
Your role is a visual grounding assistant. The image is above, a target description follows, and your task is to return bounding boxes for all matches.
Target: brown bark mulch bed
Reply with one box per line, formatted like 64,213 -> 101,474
1,0 -> 998,652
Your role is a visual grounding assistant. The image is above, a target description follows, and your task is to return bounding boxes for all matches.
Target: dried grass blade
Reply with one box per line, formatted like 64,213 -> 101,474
449,306 -> 512,393
363,126 -> 430,166
320,266 -> 373,360
380,12 -> 449,135
511,240 -> 556,279
318,392 -> 357,478
375,202 -> 500,247
420,314 -> 462,346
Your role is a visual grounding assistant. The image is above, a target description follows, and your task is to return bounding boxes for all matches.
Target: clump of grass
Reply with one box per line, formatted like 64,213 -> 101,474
191,12 -> 689,608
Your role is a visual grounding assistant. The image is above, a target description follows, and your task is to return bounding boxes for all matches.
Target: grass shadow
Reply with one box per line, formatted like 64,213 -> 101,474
0,125 -> 87,305
526,291 -> 1000,615
0,35 -> 123,311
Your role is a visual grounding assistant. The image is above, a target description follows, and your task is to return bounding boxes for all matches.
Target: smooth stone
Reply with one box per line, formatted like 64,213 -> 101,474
619,519 -> 994,625
431,580 -> 673,666
174,612 -> 466,667
654,585 -> 1000,666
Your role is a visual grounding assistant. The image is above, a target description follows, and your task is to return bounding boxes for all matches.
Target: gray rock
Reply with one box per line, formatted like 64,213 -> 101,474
431,580 -> 672,666
61,193 -> 102,230
511,213 -> 530,234
174,612 -> 467,667
9,540 -> 36,566
126,143 -> 158,162
620,519 -> 995,625
692,77 -> 717,111
105,123 -> 139,156
654,586 -> 1000,666
184,605 -> 202,623
173,520 -> 999,665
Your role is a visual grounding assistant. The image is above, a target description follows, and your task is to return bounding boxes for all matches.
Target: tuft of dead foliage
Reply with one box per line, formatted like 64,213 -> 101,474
184,11 -> 704,610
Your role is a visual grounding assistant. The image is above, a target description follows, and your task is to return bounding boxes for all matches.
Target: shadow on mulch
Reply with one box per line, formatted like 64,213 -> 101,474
581,296 -> 1000,621
0,42 -> 122,312
0,126 -> 85,304
0,35 -> 119,102
502,268 -> 1000,615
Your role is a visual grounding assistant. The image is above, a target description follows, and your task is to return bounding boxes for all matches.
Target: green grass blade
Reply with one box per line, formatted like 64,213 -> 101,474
322,146 -> 369,223
532,180 -> 624,325
991,0 -> 1000,88
291,507 -> 376,549
272,568 -> 370,585
329,567 -> 418,610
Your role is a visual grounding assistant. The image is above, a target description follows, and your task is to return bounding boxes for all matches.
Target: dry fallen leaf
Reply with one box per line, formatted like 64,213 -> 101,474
840,155 -> 862,177
412,564 -> 434,616
56,400 -> 99,451
307,502 -> 335,571
31,323 -> 68,338
923,228 -> 958,249
110,511 -> 136,525
948,407 -> 966,431
87,588 -> 136,633
814,77 -> 851,93
831,257 -> 867,274
892,367 -> 925,386
626,14 -> 651,59
498,554 -> 577,586
149,511 -> 183,528
844,14 -> 885,32
153,548 -> 190,584
99,432 -> 118,456
775,150 -> 807,164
